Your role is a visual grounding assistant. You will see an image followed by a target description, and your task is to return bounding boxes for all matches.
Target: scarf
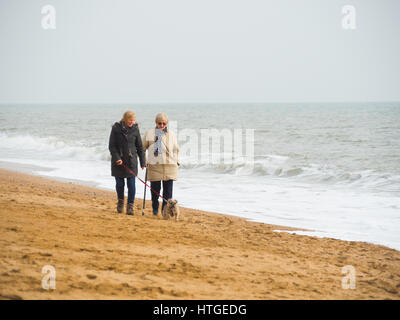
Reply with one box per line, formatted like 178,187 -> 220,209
154,127 -> 167,156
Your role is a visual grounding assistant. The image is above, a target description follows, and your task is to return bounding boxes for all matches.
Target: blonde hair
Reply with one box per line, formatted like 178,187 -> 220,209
121,110 -> 136,123
155,113 -> 168,124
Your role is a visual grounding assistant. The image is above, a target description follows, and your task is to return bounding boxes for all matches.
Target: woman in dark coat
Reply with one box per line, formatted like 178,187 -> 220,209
108,110 -> 146,215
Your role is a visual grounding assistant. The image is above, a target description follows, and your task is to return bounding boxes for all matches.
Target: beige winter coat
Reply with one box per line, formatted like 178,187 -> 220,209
142,128 -> 180,181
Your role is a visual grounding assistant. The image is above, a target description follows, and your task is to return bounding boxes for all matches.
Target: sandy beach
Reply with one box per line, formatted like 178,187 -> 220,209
0,168 -> 399,300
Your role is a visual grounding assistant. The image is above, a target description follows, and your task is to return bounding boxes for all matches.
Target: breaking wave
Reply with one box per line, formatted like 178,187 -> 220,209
0,132 -> 110,161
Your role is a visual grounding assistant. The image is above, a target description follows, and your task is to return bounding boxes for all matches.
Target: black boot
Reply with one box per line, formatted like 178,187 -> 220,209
126,203 -> 134,215
152,204 -> 159,215
117,198 -> 124,213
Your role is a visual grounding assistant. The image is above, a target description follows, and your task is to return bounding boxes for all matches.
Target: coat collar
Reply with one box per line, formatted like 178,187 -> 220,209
114,121 -> 137,132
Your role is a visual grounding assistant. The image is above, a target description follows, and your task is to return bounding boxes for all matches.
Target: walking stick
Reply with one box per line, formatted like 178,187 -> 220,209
142,168 -> 148,216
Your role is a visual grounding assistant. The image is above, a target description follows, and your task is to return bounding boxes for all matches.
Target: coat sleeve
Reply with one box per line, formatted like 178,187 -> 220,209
142,131 -> 149,151
173,132 -> 180,166
108,127 -> 121,163
135,128 -> 146,168
142,131 -> 149,165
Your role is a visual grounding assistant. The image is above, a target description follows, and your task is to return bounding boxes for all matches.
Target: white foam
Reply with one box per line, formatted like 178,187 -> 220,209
0,133 -> 109,161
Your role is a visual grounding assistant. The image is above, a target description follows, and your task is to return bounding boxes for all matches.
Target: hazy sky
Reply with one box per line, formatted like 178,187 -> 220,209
0,0 -> 399,103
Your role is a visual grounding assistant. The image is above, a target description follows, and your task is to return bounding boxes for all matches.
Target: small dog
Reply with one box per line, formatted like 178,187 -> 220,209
162,199 -> 180,221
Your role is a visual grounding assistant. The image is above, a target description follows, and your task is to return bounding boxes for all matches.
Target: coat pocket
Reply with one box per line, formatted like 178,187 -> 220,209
129,156 -> 138,169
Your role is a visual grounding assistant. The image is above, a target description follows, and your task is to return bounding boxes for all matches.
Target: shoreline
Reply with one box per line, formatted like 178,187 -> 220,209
0,159 -> 313,234
0,160 -> 103,189
0,168 -> 399,299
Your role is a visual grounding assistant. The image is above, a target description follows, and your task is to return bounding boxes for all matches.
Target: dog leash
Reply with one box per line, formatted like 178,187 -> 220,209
122,164 -> 168,202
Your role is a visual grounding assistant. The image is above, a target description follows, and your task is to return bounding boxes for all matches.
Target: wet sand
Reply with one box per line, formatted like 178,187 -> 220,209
0,169 -> 399,299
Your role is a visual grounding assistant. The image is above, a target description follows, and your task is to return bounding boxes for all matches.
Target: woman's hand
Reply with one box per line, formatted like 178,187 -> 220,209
116,160 -> 123,166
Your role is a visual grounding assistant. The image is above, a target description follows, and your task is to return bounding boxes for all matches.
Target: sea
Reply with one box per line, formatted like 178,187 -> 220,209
1,103 -> 399,250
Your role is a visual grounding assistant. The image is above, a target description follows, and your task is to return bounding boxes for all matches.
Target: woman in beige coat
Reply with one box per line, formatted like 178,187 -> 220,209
142,113 -> 179,215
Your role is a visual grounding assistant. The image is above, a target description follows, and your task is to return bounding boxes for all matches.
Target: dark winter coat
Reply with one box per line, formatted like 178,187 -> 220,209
108,121 -> 146,178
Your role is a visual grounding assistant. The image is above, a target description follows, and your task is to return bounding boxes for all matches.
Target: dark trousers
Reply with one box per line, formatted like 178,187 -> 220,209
150,180 -> 173,213
115,177 -> 136,204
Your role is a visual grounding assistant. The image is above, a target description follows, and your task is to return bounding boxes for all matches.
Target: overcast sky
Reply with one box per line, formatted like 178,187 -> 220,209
0,0 -> 399,103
